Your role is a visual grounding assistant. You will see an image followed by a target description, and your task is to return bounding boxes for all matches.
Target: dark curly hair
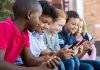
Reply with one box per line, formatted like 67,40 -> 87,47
66,10 -> 80,23
39,0 -> 58,20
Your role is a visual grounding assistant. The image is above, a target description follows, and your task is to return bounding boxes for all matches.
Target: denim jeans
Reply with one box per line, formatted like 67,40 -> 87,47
53,60 -> 65,70
61,56 -> 79,70
79,62 -> 94,70
80,60 -> 100,70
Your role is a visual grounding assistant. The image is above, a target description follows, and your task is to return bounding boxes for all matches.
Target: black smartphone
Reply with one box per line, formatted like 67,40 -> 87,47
69,40 -> 86,49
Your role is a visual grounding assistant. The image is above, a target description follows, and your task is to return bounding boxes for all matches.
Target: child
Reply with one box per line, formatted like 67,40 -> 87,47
58,10 -> 81,70
0,0 -> 59,70
43,9 -> 78,70
75,19 -> 96,60
58,10 -> 100,70
29,1 -> 65,70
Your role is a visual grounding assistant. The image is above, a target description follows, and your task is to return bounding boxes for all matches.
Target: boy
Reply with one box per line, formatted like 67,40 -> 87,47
0,0 -> 59,70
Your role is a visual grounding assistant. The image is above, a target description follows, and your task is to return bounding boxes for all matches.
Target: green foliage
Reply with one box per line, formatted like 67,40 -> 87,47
0,0 -> 15,20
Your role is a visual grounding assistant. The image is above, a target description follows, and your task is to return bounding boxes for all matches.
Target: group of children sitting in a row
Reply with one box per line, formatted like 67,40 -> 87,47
0,0 -> 100,70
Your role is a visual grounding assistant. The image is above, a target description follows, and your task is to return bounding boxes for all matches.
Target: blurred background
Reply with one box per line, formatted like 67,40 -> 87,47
0,0 -> 100,59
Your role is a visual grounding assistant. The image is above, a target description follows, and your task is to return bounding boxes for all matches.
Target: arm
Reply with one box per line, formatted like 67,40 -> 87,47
76,49 -> 88,59
40,49 -> 50,56
87,44 -> 96,60
78,33 -> 96,60
21,48 -> 60,68
76,41 -> 93,59
77,44 -> 96,60
21,48 -> 45,67
54,34 -> 61,52
0,49 -> 51,70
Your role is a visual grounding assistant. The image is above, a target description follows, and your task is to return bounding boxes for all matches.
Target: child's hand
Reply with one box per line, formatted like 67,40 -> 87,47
46,56 -> 60,69
49,51 -> 56,56
57,48 -> 73,59
82,41 -> 92,51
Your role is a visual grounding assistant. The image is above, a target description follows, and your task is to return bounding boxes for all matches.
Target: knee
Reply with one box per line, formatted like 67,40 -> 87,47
73,56 -> 80,66
86,64 -> 94,70
80,63 -> 94,70
62,58 -> 75,68
59,61 -> 65,70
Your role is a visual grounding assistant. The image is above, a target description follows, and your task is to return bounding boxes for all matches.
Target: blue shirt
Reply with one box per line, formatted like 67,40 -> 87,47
58,28 -> 76,48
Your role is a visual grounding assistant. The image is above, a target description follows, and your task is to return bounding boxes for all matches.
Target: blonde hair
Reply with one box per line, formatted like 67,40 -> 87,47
55,9 -> 67,20
80,18 -> 87,34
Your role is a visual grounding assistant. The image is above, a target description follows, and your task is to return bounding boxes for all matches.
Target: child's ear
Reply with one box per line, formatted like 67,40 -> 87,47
27,10 -> 32,20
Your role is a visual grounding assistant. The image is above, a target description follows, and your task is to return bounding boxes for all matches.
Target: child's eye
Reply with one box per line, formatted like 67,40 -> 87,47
42,20 -> 48,23
71,23 -> 76,25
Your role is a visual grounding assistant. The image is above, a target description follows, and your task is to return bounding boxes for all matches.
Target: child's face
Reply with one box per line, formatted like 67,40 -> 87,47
64,18 -> 80,34
26,5 -> 42,32
35,15 -> 53,35
76,21 -> 83,34
50,19 -> 66,34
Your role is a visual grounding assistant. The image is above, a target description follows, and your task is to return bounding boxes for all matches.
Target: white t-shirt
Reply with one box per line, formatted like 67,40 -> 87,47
29,31 -> 47,57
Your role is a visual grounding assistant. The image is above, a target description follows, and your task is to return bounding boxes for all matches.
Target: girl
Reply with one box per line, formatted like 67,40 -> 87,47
75,19 -> 96,60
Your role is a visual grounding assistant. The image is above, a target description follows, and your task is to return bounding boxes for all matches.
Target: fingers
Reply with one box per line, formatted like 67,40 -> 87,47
49,59 -> 56,68
47,59 -> 53,68
52,58 -> 60,66
54,56 -> 61,61
64,54 -> 72,59
47,56 -> 60,69
40,62 -> 52,70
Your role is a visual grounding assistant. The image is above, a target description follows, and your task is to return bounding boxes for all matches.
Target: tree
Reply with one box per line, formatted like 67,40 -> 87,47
0,0 -> 15,20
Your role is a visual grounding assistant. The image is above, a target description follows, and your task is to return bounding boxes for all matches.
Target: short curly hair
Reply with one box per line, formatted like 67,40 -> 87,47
66,10 -> 80,23
39,0 -> 58,20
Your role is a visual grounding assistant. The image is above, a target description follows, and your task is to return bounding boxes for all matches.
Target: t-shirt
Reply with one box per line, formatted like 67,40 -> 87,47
29,31 -> 46,57
0,18 -> 30,64
43,30 -> 60,52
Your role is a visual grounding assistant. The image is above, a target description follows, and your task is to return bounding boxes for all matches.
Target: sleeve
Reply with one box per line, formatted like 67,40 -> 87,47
82,33 -> 96,60
86,33 -> 92,40
0,22 -> 10,51
87,33 -> 96,60
21,30 -> 30,48
81,44 -> 96,60
54,34 -> 60,52
43,33 -> 52,52
43,33 -> 47,47
40,40 -> 47,51
88,44 -> 96,60
58,32 -> 65,48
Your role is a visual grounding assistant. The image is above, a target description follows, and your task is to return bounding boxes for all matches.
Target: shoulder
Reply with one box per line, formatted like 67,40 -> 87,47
0,19 -> 11,28
83,33 -> 92,40
0,19 -> 13,33
21,29 -> 29,40
58,31 -> 64,38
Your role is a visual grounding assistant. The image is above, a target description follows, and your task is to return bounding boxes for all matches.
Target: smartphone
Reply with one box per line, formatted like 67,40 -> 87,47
69,41 -> 79,49
69,40 -> 86,49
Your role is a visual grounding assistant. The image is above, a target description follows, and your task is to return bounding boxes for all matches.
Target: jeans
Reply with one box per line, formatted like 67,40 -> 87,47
73,56 -> 80,70
53,60 -> 65,70
79,62 -> 94,70
80,60 -> 100,70
62,56 -> 79,70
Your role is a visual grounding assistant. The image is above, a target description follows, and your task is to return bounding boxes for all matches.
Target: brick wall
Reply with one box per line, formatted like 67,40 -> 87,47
47,0 -> 100,41
84,0 -> 100,41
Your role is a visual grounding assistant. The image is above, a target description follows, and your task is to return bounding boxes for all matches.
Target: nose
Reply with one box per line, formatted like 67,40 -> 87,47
58,27 -> 62,32
74,25 -> 78,30
45,24 -> 50,29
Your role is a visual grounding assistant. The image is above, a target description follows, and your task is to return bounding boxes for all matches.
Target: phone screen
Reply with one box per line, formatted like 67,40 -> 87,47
69,40 -> 86,49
